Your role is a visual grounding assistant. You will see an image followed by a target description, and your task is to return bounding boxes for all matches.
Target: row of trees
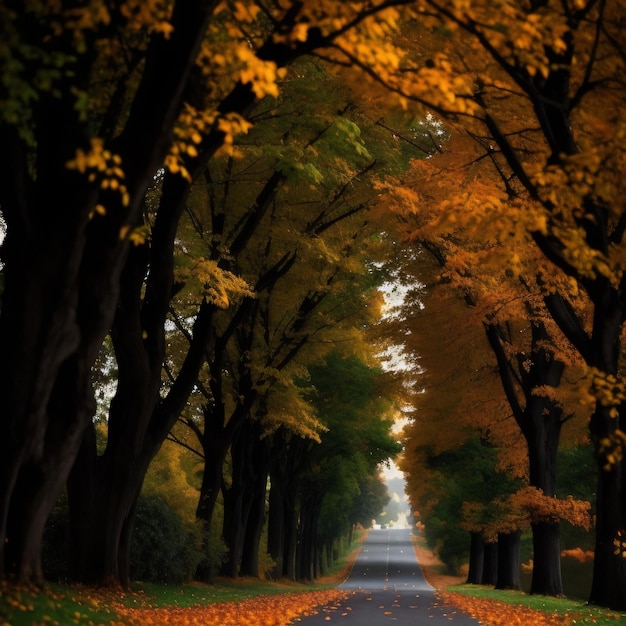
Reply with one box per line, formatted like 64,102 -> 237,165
61,53 -> 413,587
393,244 -> 594,593
0,1 -> 420,589
1,0 -> 625,611
376,0 -> 626,610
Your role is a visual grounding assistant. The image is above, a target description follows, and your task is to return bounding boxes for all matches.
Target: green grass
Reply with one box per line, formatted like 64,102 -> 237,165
0,563 -> 351,625
1,578 -> 332,626
4,578 -> 626,626
126,578 -> 326,608
0,583 -> 124,626
448,583 -> 626,625
0,536 -> 360,625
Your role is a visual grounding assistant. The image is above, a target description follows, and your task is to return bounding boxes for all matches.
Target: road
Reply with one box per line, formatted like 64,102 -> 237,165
297,528 -> 481,625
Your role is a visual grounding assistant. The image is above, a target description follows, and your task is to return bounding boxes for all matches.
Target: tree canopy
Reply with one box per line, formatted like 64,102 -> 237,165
1,0 -> 625,612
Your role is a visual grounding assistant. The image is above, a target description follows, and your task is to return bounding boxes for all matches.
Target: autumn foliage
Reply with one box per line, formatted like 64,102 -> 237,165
114,590 -> 352,626
0,582 -> 351,626
440,591 -> 624,626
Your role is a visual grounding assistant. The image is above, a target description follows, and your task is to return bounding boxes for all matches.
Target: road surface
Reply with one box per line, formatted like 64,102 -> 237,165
297,528 -> 481,624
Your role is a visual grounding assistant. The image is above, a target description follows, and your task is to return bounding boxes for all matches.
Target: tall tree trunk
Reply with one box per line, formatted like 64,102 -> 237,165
0,87 -> 101,585
239,429 -> 271,577
486,319 -> 566,596
542,290 -> 626,608
195,433 -> 230,530
283,495 -> 300,581
221,483 -> 247,577
589,404 -> 626,610
194,431 -> 230,581
240,483 -> 267,577
4,323 -> 105,584
267,435 -> 303,580
68,176 -> 216,584
571,296 -> 626,609
481,540 -> 498,586
68,447 -> 151,586
530,521 -> 563,596
0,0 -> 220,583
525,403 -> 564,596
466,532 -> 485,585
267,463 -> 286,579
297,489 -> 322,581
495,530 -> 521,590
222,419 -> 270,578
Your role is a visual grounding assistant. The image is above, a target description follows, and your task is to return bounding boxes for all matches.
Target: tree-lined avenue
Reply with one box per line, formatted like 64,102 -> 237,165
297,529 -> 480,624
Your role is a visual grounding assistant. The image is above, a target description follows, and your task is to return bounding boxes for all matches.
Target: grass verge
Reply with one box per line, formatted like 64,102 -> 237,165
0,535 -> 365,626
412,533 -> 626,626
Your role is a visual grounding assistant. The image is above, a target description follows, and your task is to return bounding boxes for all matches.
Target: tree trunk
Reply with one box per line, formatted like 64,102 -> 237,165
222,476 -> 251,578
267,436 -> 303,580
0,0 -> 221,583
195,434 -> 230,530
267,465 -> 286,578
223,419 -> 271,578
0,100 -> 101,584
240,484 -> 267,577
481,540 -> 497,586
222,425 -> 254,577
486,319 -> 566,596
68,218 -> 215,587
466,532 -> 484,585
4,344 -> 101,584
588,443 -> 626,609
284,497 -> 300,581
297,489 -> 322,581
525,399 -> 564,596
67,430 -> 152,586
495,530 -> 521,590
239,430 -> 272,577
530,521 -> 563,596
585,303 -> 626,610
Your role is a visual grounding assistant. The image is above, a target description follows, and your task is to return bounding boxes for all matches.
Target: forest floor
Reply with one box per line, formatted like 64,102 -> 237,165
2,533 -> 625,625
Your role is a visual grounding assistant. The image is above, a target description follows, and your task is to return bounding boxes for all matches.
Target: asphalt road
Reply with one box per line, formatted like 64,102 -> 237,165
297,528 -> 481,625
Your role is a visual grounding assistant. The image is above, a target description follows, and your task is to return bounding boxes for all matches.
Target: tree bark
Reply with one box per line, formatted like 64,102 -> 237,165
481,540 -> 498,586
267,462 -> 286,579
466,532 -> 485,585
546,290 -> 626,609
222,419 -> 271,578
297,489 -> 323,581
0,0 -> 218,583
589,453 -> 626,610
240,479 -> 268,577
486,318 -> 566,596
495,530 -> 521,590
239,427 -> 272,577
530,521 -> 563,597
268,434 -> 306,580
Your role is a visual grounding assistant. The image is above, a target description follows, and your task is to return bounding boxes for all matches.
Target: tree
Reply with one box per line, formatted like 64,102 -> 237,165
393,0 -> 626,609
0,1 -> 417,586
160,55 -> 421,580
398,127 -> 590,596
386,224 -> 591,590
296,352 -> 402,580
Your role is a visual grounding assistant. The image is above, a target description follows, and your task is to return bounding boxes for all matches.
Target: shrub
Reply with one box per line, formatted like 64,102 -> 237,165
130,495 -> 203,584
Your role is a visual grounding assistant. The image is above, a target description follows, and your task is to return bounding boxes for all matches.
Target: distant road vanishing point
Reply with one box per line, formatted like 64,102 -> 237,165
296,528 -> 482,625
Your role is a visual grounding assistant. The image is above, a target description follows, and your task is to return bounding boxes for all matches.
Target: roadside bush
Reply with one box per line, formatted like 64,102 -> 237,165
195,515 -> 228,581
130,494 -> 203,584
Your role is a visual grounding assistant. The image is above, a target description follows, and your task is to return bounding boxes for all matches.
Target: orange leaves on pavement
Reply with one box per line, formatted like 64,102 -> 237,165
115,589 -> 351,626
